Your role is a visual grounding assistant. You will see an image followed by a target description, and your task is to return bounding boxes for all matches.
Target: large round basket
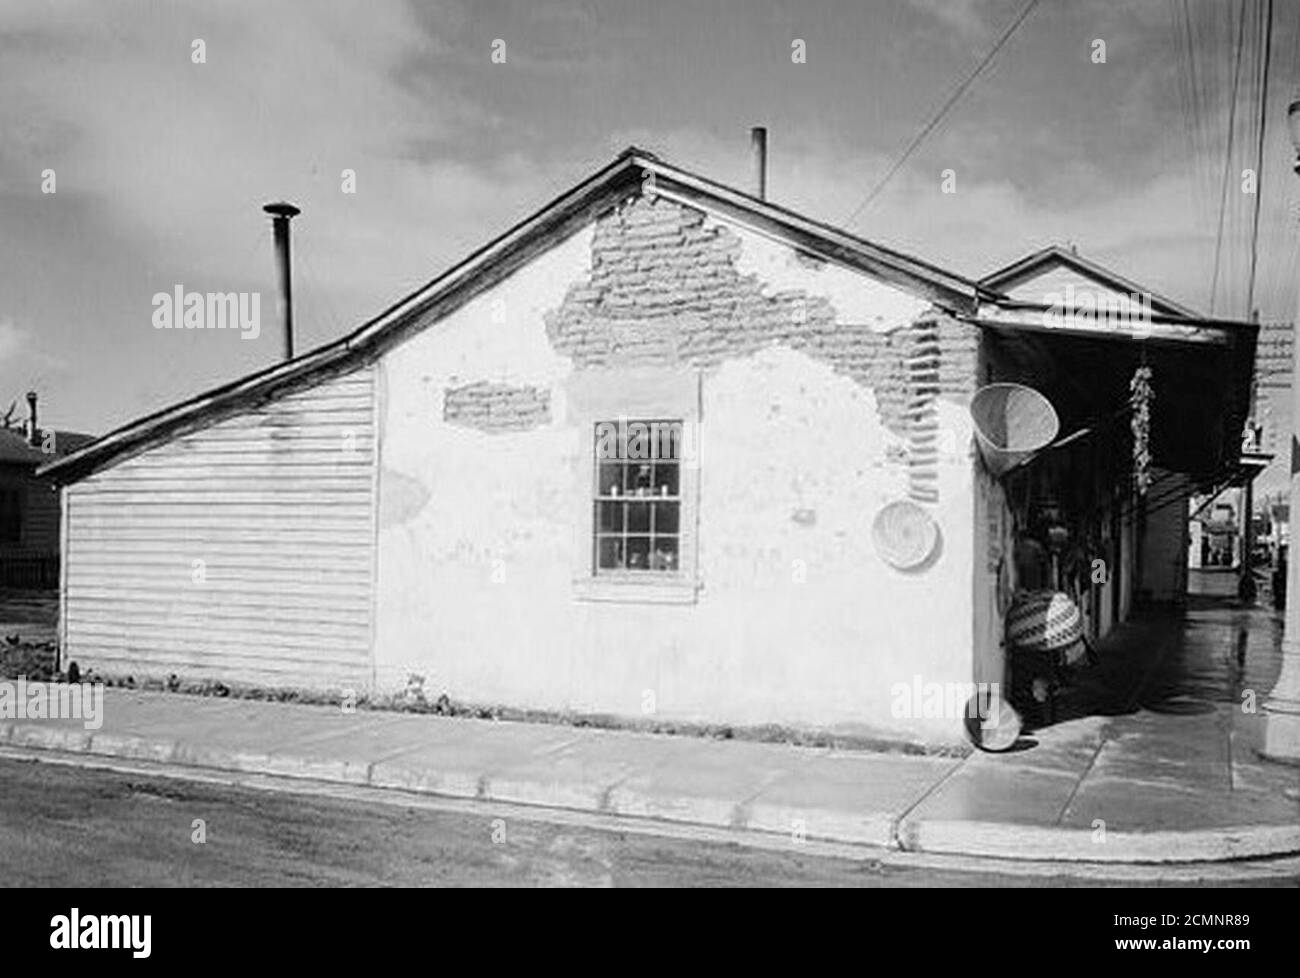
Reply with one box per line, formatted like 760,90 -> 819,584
1005,590 -> 1083,652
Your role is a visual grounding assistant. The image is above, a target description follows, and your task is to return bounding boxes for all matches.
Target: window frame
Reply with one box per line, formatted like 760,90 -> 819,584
592,419 -> 686,577
568,368 -> 701,604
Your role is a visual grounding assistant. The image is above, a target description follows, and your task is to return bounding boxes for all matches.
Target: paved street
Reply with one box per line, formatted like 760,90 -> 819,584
6,596 -> 1299,864
1,756 -> 1295,887
0,594 -> 1298,876
2,589 -> 1298,883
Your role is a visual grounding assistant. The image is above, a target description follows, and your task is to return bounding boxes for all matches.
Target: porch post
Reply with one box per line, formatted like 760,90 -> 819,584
1263,98 -> 1300,759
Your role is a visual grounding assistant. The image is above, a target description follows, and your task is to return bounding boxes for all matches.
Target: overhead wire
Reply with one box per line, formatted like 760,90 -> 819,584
1171,0 -> 1199,190
842,0 -> 1042,225
1247,0 -> 1273,318
1180,0 -> 1213,234
1209,0 -> 1249,316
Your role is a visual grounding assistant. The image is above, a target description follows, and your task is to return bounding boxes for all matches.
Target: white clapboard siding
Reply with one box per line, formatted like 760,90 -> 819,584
62,366 -> 378,690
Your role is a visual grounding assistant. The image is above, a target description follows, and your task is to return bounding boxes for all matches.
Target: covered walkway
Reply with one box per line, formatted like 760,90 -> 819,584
989,595 -> 1300,838
1050,596 -> 1283,726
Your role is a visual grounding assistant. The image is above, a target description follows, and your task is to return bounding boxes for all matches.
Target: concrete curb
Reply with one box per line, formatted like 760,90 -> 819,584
897,818 -> 1300,864
745,800 -> 896,847
3,719 -> 1298,865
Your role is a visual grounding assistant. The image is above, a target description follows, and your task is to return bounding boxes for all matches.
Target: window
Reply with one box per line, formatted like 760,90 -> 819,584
0,488 -> 22,544
567,367 -> 701,604
593,419 -> 682,574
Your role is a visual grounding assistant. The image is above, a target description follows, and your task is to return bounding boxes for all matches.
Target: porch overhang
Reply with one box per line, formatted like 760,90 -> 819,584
965,301 -> 1258,478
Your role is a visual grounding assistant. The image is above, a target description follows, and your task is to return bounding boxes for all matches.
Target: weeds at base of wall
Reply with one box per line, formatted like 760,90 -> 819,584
124,677 -> 970,758
0,641 -> 971,758
0,640 -> 60,683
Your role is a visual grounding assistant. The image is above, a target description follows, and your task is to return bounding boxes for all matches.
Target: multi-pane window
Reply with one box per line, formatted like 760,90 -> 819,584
593,419 -> 682,574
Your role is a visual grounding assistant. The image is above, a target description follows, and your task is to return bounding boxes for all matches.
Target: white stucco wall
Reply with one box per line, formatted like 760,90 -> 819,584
373,209 -> 977,744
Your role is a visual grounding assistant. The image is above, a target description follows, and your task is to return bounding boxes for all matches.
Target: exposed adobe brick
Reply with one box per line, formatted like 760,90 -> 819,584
544,194 -> 978,435
443,381 -> 551,433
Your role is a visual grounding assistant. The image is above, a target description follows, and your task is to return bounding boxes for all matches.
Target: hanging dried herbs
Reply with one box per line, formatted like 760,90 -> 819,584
1130,364 -> 1154,495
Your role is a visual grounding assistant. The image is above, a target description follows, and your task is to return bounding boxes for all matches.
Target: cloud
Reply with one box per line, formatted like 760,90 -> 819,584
0,317 -> 26,362
1,0 -> 1293,439
905,0 -> 1001,38
0,316 -> 68,375
606,122 -> 1235,317
0,1 -> 582,350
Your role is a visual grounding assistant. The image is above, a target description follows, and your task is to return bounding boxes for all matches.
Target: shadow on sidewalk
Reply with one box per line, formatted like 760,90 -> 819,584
1022,595 -> 1285,732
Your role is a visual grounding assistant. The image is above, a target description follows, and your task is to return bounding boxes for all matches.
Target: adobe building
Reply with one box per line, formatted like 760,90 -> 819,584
41,147 -> 1256,745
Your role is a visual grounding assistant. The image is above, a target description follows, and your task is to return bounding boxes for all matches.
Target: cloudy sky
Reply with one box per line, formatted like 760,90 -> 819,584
2,0 -> 1298,438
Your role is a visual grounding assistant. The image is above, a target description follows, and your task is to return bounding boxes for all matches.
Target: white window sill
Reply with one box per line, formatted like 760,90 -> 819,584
572,574 -> 700,605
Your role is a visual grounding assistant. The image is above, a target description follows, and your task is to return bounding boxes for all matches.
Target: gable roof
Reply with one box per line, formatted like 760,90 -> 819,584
41,146 -> 985,486
0,428 -> 97,467
980,244 -> 1200,319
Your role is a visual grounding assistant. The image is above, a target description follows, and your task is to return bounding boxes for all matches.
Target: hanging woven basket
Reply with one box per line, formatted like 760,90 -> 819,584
1005,590 -> 1084,652
970,383 -> 1060,478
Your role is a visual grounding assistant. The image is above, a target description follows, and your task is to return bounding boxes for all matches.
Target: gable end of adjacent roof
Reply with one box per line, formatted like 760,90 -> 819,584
979,245 -> 1200,319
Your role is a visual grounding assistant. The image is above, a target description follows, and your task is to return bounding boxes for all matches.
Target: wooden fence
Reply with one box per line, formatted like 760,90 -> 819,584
0,555 -> 59,590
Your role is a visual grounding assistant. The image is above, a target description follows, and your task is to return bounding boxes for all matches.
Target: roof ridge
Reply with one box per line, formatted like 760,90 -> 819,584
41,146 -> 978,485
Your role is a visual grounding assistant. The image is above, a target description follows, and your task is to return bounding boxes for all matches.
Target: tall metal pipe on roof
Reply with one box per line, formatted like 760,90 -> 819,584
263,202 -> 301,360
25,390 -> 37,446
749,126 -> 767,200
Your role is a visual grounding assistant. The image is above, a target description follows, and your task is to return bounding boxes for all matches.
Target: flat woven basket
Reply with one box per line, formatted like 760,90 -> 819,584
872,499 -> 938,569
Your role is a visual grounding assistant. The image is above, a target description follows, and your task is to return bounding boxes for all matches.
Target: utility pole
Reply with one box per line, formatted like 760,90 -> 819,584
1262,99 -> 1300,759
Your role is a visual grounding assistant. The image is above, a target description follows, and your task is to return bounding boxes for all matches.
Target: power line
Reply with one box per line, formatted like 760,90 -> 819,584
843,0 -> 1043,226
1209,0 -> 1249,315
1171,0 -> 1207,224
1247,0 -> 1274,317
1178,0 -> 1212,230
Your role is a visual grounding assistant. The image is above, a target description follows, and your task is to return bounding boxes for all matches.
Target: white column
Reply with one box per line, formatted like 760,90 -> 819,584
1263,315 -> 1300,759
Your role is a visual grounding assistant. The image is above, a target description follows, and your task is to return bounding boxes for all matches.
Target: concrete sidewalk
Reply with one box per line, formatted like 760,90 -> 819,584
1,671 -> 1296,864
